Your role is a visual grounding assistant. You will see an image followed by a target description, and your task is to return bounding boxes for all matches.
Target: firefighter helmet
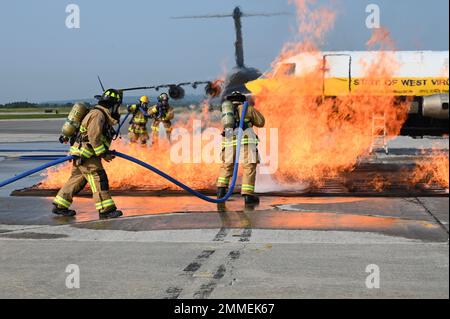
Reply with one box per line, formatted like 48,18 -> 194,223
158,93 -> 169,102
140,96 -> 149,104
226,91 -> 246,103
99,89 -> 123,105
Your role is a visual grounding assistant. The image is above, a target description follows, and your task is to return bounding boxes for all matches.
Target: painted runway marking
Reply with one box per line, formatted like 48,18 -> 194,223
162,249 -> 216,299
183,250 -> 216,274
193,251 -> 241,299
162,211 -> 253,299
163,287 -> 183,299
213,227 -> 230,242
213,211 -> 232,242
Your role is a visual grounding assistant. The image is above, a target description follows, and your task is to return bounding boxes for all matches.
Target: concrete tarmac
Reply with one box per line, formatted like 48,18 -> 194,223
0,119 -> 448,299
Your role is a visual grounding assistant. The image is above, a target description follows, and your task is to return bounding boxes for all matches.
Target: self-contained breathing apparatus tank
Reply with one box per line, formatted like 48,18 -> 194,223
222,91 -> 250,132
221,100 -> 236,130
59,102 -> 89,144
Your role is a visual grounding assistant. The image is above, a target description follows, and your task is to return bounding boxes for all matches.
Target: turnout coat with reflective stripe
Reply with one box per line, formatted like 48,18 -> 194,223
70,105 -> 118,158
217,103 -> 265,195
128,104 -> 149,131
221,103 -> 266,162
128,104 -> 148,126
237,103 -> 265,129
149,104 -> 174,122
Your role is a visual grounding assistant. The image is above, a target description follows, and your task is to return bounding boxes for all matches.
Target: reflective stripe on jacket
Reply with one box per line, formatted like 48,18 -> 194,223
70,105 -> 116,158
128,104 -> 149,125
221,104 -> 265,149
149,104 -> 174,121
222,136 -> 259,147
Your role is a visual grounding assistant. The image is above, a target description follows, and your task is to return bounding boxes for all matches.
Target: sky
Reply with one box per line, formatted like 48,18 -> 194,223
0,0 -> 448,103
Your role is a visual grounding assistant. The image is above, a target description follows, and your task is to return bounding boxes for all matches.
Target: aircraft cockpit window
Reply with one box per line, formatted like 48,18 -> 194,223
274,63 -> 296,77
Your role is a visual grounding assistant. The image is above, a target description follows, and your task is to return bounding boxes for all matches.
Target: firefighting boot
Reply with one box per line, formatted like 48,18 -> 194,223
52,204 -> 76,217
99,207 -> 123,219
244,195 -> 260,205
217,187 -> 227,199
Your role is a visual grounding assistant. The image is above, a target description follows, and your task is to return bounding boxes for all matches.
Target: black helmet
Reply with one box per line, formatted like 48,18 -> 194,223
158,93 -> 169,103
226,91 -> 246,103
98,89 -> 123,106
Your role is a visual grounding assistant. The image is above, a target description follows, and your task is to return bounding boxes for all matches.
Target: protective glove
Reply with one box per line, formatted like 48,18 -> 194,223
112,112 -> 121,123
74,156 -> 84,166
102,150 -> 116,162
59,135 -> 69,144
146,108 -> 156,119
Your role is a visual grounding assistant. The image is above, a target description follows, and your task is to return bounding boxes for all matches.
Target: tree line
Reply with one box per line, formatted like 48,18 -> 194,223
0,102 -> 72,109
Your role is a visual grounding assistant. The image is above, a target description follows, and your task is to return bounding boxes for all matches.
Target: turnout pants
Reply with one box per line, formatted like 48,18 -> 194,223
128,131 -> 149,144
53,157 -> 116,213
151,120 -> 172,140
128,123 -> 149,144
216,139 -> 259,195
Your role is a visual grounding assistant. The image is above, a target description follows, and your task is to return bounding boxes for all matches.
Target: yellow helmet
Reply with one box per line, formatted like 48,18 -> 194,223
140,95 -> 149,104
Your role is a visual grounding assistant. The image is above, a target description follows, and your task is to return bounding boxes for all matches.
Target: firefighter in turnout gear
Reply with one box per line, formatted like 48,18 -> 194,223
149,93 -> 174,142
128,95 -> 151,144
217,91 -> 265,205
52,89 -> 123,219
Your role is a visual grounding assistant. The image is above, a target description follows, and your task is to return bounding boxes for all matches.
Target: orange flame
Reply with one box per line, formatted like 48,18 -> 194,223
370,175 -> 391,192
206,79 -> 224,98
246,3 -> 409,185
40,108 -> 222,190
412,150 -> 449,189
40,1 -> 441,192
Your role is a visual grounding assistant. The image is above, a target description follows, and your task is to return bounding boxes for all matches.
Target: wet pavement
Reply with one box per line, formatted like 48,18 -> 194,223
0,159 -> 448,298
0,126 -> 448,298
0,195 -> 447,242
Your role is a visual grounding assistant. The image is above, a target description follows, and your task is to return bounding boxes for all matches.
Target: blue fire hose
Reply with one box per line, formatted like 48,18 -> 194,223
0,149 -> 66,153
0,155 -> 76,188
114,106 -> 149,139
0,102 -> 249,204
113,104 -> 154,139
19,155 -> 66,161
114,112 -> 132,139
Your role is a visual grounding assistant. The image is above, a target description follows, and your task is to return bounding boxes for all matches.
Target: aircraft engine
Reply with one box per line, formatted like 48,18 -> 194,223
205,81 -> 222,97
422,94 -> 449,119
168,85 -> 185,100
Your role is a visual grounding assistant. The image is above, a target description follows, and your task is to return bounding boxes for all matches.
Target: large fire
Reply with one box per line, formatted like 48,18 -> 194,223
40,106 -> 222,190
412,150 -> 449,189
40,0 -> 444,192
246,1 -> 409,185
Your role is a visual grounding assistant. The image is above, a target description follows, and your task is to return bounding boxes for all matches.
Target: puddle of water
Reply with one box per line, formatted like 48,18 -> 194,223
255,212 -> 398,230
73,210 -> 444,241
16,196 -> 445,241
36,196 -> 438,234
38,195 -> 400,223
39,196 -> 325,222
46,196 -> 294,222
277,198 -> 368,208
